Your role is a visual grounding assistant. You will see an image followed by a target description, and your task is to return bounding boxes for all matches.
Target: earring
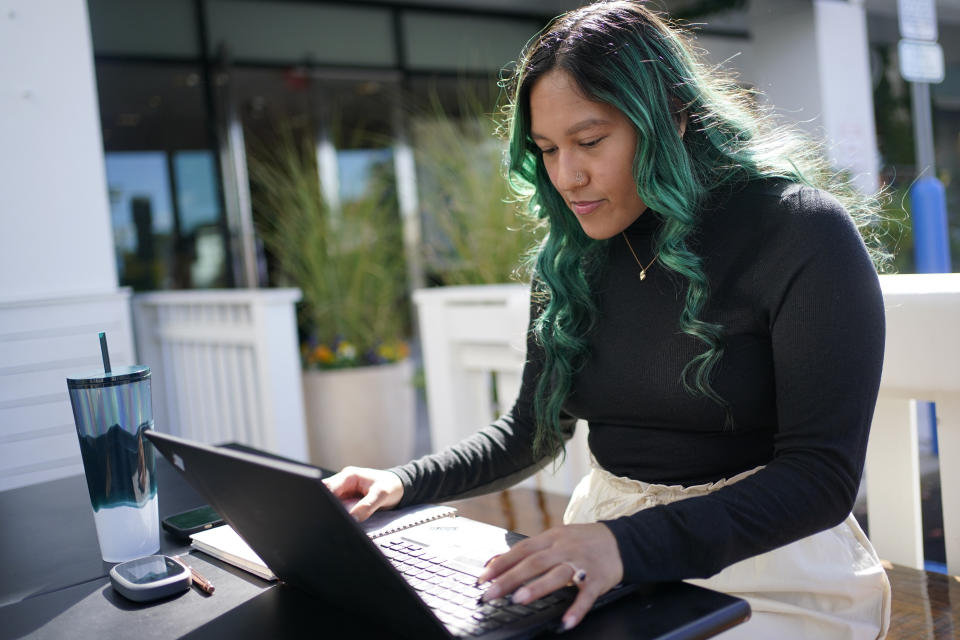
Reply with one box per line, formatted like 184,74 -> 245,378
575,171 -> 583,185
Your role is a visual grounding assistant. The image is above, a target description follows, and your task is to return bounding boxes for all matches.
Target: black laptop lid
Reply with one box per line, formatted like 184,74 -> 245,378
145,430 -> 449,640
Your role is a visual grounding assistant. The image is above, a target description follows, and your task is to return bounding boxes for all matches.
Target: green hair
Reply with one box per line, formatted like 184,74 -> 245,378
501,1 -> 888,456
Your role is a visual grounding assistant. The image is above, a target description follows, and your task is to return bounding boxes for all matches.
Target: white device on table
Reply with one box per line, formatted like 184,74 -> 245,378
109,555 -> 191,602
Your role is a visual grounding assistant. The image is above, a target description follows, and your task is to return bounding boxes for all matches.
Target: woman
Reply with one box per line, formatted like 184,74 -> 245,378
325,2 -> 890,637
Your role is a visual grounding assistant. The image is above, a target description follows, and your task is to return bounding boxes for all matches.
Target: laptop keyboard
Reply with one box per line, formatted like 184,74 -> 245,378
377,539 -> 569,637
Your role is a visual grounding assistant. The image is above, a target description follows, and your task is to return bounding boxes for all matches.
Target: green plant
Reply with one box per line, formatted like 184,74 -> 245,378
412,90 -> 542,285
248,122 -> 410,369
874,183 -> 916,274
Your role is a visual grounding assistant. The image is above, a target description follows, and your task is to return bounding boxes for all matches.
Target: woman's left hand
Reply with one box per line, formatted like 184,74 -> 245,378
475,523 -> 624,631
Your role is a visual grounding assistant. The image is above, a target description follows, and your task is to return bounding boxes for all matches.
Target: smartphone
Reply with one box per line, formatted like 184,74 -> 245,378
161,505 -> 225,539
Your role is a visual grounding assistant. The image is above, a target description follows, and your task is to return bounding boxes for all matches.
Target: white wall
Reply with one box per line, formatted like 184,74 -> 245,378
747,0 -> 880,193
0,0 -> 116,302
748,0 -> 823,128
0,0 -> 134,492
0,292 -> 136,491
696,33 -> 755,84
813,0 -> 881,194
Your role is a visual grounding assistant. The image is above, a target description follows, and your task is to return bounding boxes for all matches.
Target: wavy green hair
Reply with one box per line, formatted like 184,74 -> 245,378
502,1 -> 887,456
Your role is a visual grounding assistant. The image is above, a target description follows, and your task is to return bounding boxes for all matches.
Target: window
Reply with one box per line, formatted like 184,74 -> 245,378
97,62 -> 231,289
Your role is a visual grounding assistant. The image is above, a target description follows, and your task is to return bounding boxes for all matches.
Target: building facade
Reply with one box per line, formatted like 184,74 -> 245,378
3,0 -> 951,490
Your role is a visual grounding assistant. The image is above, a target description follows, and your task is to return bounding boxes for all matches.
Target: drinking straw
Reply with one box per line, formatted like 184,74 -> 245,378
99,332 -> 112,374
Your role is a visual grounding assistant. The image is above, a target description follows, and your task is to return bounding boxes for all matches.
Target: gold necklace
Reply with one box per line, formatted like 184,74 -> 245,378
621,232 -> 659,281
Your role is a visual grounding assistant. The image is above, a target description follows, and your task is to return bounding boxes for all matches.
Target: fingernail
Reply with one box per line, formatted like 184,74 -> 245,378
481,585 -> 500,602
513,588 -> 530,604
562,615 -> 576,631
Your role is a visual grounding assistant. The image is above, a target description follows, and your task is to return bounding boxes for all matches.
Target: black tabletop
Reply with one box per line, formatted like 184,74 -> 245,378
0,455 -> 327,639
0,452 -> 748,640
0,456 -> 203,608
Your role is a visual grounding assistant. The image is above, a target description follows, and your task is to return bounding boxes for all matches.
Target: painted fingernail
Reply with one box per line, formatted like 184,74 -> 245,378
562,615 -> 576,631
513,587 -> 530,604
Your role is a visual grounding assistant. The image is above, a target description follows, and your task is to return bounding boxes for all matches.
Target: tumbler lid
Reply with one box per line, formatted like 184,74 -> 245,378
67,365 -> 151,389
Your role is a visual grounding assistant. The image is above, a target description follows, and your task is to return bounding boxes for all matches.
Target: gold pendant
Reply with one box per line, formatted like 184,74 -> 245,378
639,270 -> 647,281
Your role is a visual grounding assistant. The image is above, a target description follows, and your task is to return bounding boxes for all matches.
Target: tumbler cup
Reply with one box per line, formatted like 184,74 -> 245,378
67,365 -> 159,562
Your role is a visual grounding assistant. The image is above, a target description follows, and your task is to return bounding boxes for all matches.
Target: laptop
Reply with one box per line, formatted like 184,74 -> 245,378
146,430 -> 750,639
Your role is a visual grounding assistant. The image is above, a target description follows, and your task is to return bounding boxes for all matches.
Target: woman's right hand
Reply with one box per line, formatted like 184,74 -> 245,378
322,466 -> 404,522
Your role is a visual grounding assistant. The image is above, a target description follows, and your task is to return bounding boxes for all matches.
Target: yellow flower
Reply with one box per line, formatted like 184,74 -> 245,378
336,341 -> 357,360
376,340 -> 409,363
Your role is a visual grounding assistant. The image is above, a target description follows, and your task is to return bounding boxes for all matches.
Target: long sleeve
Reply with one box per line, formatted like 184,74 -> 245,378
390,179 -> 884,586
602,185 -> 885,582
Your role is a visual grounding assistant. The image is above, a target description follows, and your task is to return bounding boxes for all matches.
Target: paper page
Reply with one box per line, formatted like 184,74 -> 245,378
396,517 -> 512,578
359,504 -> 458,538
190,525 -> 276,579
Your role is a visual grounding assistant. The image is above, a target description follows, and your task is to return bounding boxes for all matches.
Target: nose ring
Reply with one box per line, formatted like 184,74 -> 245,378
575,171 -> 583,185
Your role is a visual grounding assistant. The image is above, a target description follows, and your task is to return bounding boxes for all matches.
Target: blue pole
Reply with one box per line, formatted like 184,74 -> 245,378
910,176 -> 952,273
909,175 -> 952,456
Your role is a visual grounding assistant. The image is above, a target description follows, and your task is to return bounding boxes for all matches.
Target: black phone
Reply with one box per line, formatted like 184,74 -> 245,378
161,505 -> 225,539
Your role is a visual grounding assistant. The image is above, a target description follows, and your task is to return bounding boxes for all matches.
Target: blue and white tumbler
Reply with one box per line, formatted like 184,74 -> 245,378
67,333 -> 159,562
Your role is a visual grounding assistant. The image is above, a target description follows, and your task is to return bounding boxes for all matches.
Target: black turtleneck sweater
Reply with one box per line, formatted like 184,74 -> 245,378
390,179 -> 885,584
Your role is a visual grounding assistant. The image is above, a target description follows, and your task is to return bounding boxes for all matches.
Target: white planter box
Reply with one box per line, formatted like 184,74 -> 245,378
302,359 -> 416,471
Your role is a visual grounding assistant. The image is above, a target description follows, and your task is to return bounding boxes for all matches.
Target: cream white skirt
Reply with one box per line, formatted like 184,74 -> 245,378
563,465 -> 891,639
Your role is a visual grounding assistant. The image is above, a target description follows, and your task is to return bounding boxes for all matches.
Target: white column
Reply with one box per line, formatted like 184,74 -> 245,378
0,0 -> 117,300
747,0 -> 880,193
0,0 -> 138,490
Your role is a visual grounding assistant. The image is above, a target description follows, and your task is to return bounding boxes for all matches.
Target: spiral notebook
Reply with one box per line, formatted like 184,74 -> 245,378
355,504 -> 458,538
190,504 -> 458,580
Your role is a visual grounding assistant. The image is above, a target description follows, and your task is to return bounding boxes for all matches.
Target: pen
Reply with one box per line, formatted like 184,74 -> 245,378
173,555 -> 216,594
